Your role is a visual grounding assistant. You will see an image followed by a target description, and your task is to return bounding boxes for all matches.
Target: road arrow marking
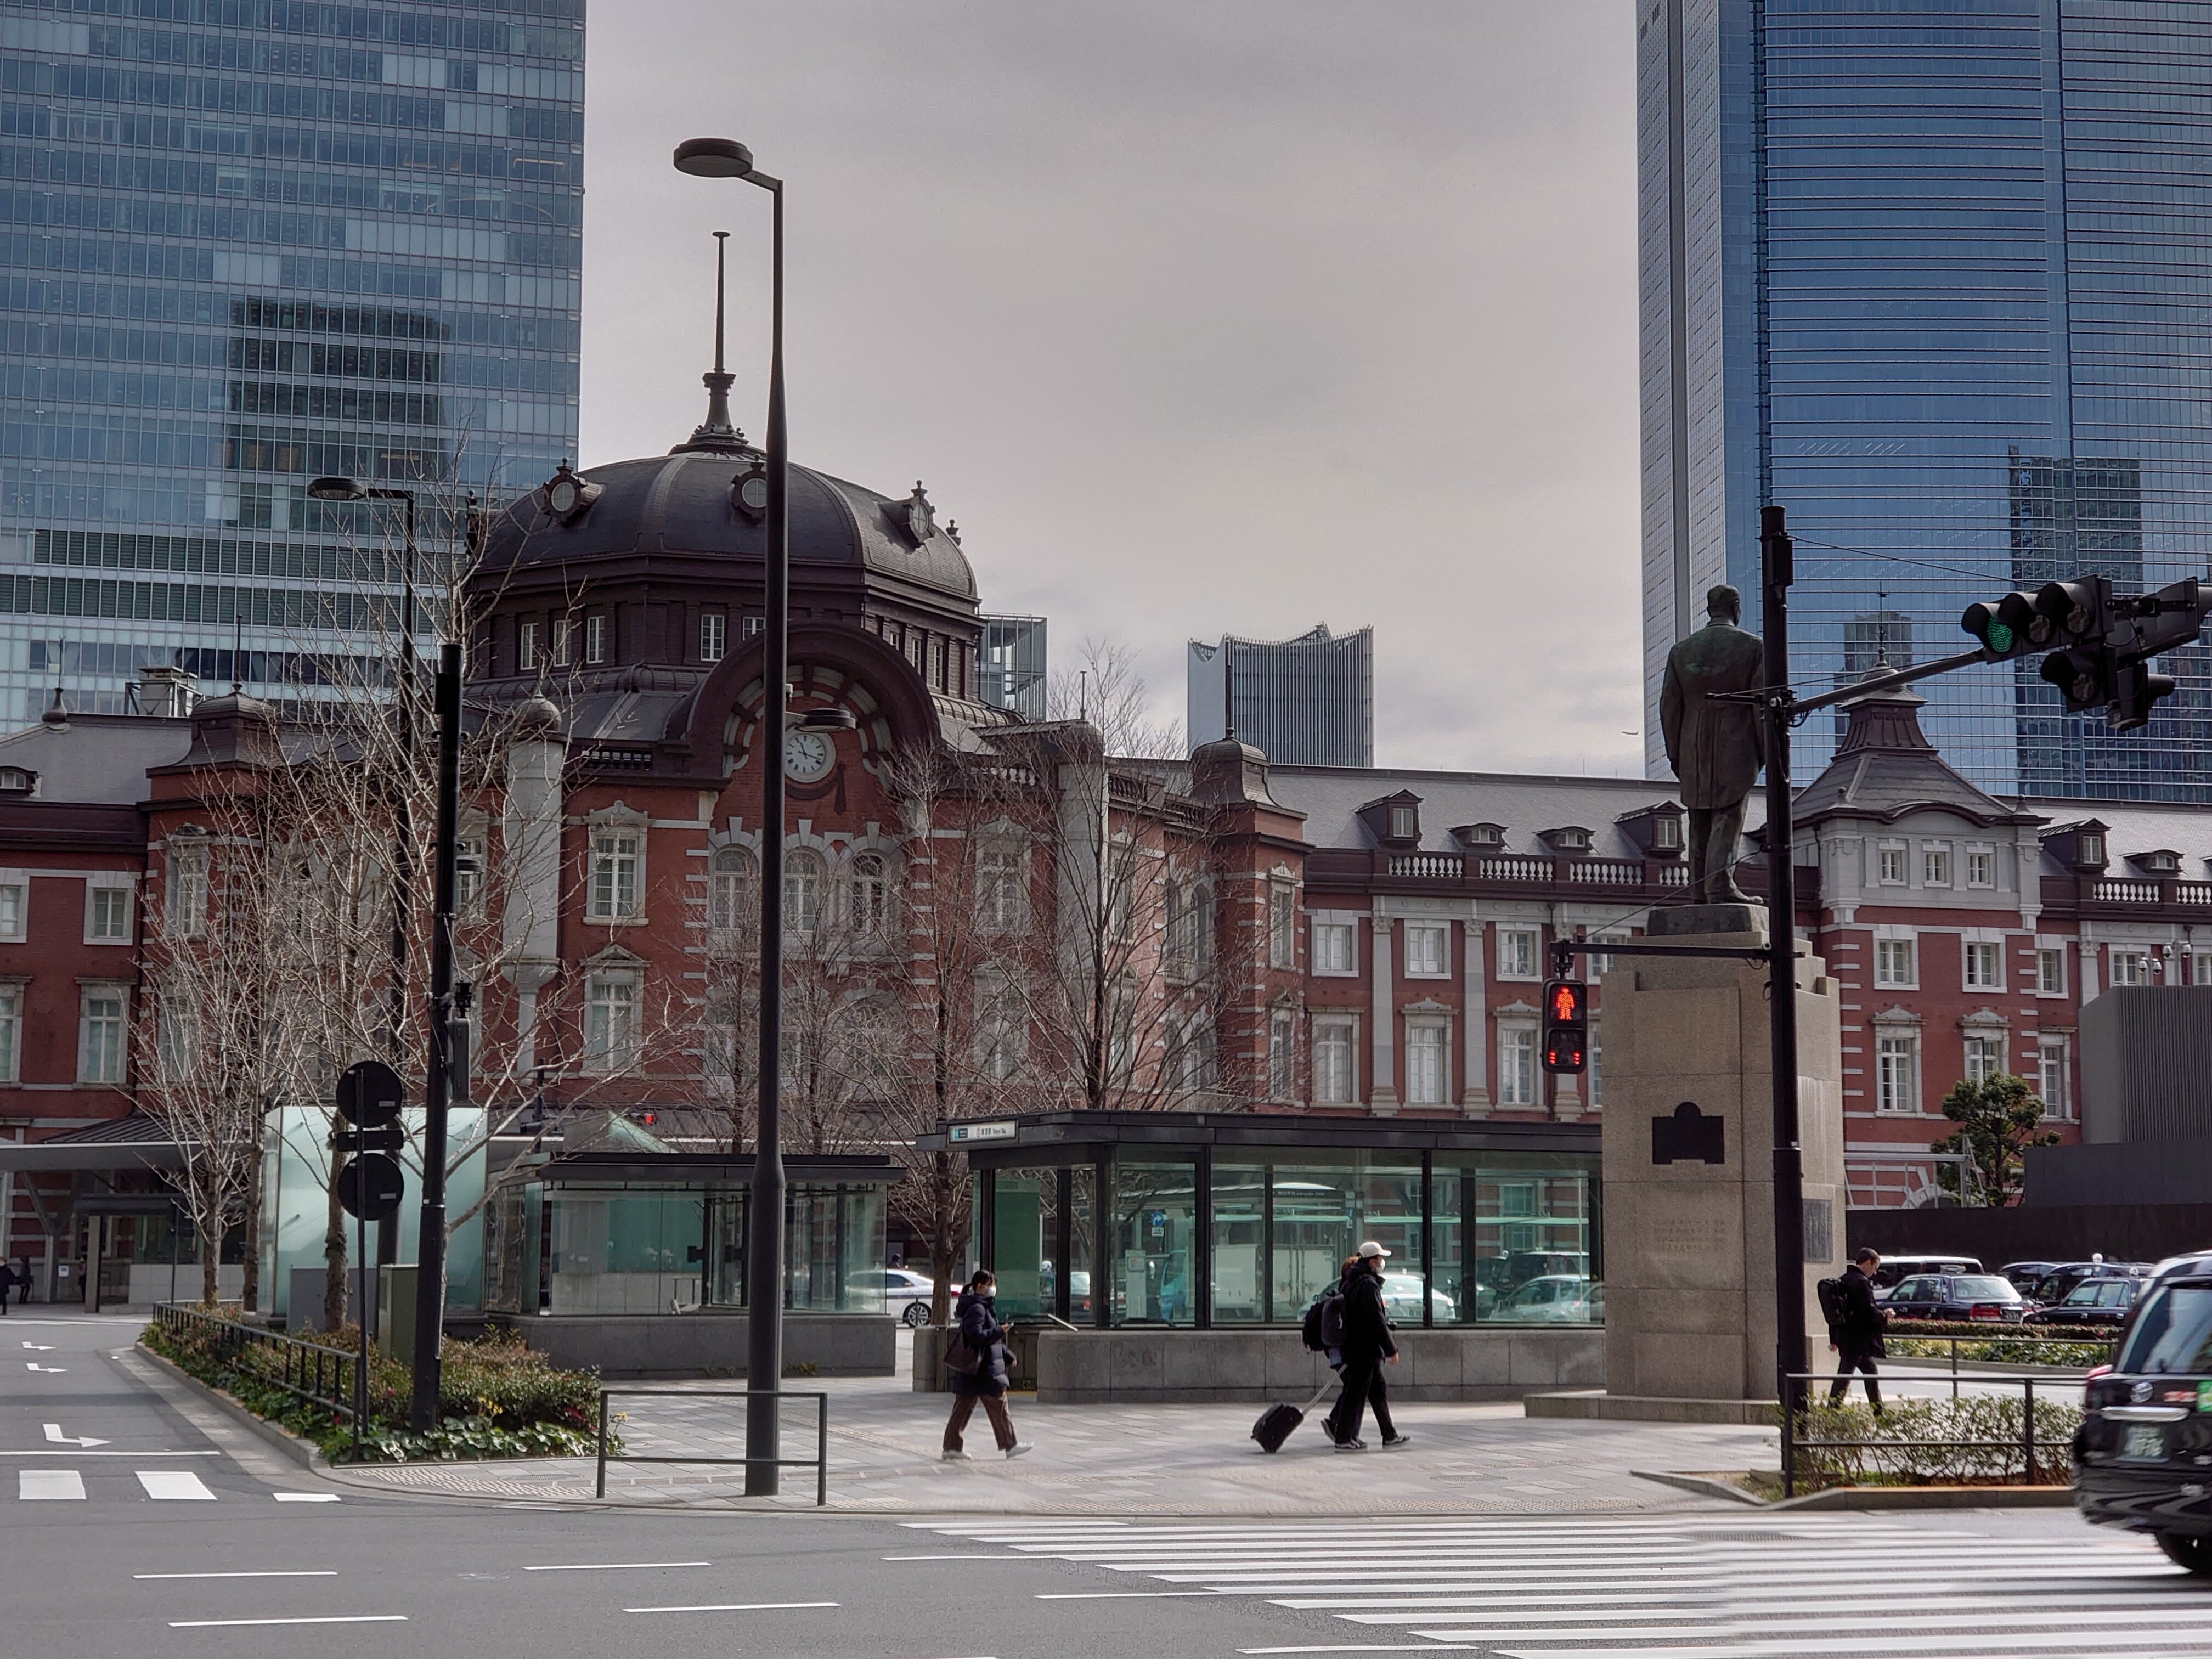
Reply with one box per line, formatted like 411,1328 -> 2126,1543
25,1363 -> 64,1373
21,1342 -> 52,1351
43,1424 -> 108,1448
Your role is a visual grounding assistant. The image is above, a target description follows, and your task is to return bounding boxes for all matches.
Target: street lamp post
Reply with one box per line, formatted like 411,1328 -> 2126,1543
674,134 -> 790,1496
308,474 -> 458,1434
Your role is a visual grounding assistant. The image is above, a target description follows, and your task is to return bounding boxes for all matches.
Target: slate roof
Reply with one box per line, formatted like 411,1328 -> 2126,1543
1791,681 -> 2040,831
0,712 -> 192,803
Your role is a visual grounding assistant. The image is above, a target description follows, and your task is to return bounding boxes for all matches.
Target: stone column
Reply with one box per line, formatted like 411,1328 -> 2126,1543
2079,938 -> 2100,1002
1369,915 -> 1397,1112
1600,909 -> 1847,1404
1460,917 -> 1490,1112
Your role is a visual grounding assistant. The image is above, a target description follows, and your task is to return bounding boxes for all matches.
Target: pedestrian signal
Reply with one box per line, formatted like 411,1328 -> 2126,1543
1542,978 -> 1588,1075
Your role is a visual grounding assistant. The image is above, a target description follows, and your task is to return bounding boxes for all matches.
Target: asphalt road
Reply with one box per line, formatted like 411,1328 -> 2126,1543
5,1313 -> 2203,1659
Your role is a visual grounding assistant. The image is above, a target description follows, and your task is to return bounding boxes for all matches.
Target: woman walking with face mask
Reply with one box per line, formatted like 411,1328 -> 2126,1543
941,1269 -> 1034,1462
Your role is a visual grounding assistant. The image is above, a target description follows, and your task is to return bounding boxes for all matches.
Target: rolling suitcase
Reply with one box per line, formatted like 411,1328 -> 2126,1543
1251,1379 -> 1338,1454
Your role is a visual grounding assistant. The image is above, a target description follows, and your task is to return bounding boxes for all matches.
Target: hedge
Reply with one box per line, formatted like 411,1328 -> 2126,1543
1791,1395 -> 2080,1487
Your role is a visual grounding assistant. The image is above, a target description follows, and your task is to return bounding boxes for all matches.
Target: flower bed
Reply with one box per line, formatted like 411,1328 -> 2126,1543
144,1318 -> 608,1464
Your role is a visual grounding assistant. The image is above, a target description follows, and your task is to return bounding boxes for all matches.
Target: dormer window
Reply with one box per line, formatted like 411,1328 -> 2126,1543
1390,805 -> 1417,840
1542,826 -> 1593,855
2079,831 -> 2106,867
0,768 -> 32,794
2133,849 -> 2181,876
1454,823 -> 1505,850
1357,791 -> 1423,847
1652,815 -> 1681,850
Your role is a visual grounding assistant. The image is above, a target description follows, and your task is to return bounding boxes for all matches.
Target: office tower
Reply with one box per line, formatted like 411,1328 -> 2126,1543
1187,624 -> 1372,768
979,613 -> 1047,720
1640,2 -> 2212,800
0,3 -> 585,725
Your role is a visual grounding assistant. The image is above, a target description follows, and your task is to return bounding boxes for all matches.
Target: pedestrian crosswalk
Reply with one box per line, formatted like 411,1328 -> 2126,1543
917,1515 -> 2212,1656
14,1468 -> 337,1503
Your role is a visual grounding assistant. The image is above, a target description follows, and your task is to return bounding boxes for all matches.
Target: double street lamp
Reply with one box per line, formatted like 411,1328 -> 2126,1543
673,134 -> 793,1496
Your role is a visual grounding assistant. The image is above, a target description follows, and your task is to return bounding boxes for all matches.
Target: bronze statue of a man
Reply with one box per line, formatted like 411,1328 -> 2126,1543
1660,584 -> 1766,905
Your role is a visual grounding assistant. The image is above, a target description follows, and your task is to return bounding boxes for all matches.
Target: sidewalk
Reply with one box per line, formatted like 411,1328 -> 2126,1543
331,1334 -> 1780,1515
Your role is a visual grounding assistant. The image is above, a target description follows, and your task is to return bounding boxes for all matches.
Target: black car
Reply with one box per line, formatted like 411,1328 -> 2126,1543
2033,1261 -> 2153,1308
2074,1257 -> 2212,1572
2025,1273 -> 2145,1329
2002,1260 -> 2064,1294
1881,1271 -> 2028,1323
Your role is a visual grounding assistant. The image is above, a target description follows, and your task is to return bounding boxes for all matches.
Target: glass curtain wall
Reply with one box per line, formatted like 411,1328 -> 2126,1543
1434,1156 -> 1600,1325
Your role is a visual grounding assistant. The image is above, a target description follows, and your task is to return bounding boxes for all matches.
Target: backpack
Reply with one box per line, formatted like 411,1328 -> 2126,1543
1815,1274 -> 1847,1334
1302,1288 -> 1347,1352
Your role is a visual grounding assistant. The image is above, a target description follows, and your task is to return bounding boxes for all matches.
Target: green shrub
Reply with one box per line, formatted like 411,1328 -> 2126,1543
1791,1394 -> 2080,1488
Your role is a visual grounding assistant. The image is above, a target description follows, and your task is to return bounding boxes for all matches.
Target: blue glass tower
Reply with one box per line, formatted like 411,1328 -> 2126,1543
0,2 -> 583,724
1640,1 -> 2212,801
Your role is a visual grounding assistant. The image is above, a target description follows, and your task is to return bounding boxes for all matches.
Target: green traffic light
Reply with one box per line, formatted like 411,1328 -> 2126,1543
1985,620 -> 2014,653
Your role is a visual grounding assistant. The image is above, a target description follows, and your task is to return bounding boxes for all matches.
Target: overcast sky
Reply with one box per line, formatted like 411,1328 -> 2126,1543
582,2 -> 1641,775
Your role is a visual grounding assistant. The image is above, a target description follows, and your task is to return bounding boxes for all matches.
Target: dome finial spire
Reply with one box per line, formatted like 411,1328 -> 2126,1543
684,230 -> 748,452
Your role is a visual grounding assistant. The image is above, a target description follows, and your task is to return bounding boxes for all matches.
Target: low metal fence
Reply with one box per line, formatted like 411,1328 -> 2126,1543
594,1387 -> 829,1506
152,1302 -> 358,1420
1781,1370 -> 2066,1500
1887,1331 -> 2111,1396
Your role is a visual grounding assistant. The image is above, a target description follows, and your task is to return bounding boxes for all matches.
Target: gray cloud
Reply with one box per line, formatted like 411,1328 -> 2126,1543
584,1 -> 1640,772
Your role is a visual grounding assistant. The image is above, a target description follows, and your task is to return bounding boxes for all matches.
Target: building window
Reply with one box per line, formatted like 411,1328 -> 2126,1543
1405,922 -> 1449,978
1175,1017 -> 1218,1092
1269,1009 -> 1295,1099
2194,950 -> 2212,989
1268,881 -> 1295,969
2038,947 -> 2066,996
1963,941 -> 2002,990
1498,1026 -> 1537,1107
2080,831 -> 2106,866
742,614 -> 764,639
1165,882 -> 1210,977
0,881 -> 21,941
551,617 -> 573,667
1876,1029 -> 1920,1114
1923,844 -> 1951,887
0,984 -> 19,1081
2110,947 -> 2151,988
167,845 -> 208,938
977,842 -> 1025,934
700,613 -> 726,663
518,620 -> 539,672
1652,815 -> 1682,850
1389,804 -> 1417,840
1496,927 -> 1538,980
1312,920 -> 1356,975
455,833 -> 486,915
88,884 -> 131,943
587,830 -> 641,922
1966,846 -> 1996,888
1963,1031 -> 2006,1085
1876,842 -> 1907,885
583,972 -> 640,1073
2039,1037 -> 2070,1119
1313,1019 -> 1356,1103
1586,1022 -> 1602,1108
80,988 -> 126,1084
584,613 -> 607,665
785,848 -> 826,933
1406,1021 -> 1448,1106
850,851 -> 891,933
1874,936 -> 1917,988
709,846 -> 754,939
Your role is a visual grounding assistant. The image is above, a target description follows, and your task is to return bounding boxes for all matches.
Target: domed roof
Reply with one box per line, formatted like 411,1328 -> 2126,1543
482,443 -> 977,603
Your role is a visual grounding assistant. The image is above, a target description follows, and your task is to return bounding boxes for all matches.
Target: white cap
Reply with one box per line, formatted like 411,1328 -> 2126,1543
1356,1241 -> 1390,1260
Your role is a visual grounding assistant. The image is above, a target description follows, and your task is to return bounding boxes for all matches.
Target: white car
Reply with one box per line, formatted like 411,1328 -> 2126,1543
848,1267 -> 939,1326
1493,1274 -> 1602,1324
1381,1272 -> 1455,1323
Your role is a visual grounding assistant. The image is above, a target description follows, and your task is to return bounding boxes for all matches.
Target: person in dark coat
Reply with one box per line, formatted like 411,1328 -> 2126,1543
1325,1242 -> 1408,1451
1828,1246 -> 1888,1413
0,1259 -> 14,1314
941,1269 -> 1034,1462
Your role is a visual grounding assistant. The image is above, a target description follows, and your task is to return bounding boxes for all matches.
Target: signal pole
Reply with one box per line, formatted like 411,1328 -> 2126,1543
1759,504 -> 1808,1417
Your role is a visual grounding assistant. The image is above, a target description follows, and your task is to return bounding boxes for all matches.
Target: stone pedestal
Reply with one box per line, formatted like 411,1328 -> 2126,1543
1600,912 -> 1846,1404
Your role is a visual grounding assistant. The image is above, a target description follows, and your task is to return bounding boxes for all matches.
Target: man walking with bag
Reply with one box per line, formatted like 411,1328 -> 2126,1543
1824,1246 -> 1888,1414
1325,1243 -> 1409,1452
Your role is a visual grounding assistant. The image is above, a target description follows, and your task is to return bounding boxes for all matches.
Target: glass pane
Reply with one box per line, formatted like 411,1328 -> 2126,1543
546,1186 -> 705,1314
1110,1158 -> 1198,1326
790,1183 -> 885,1312
1362,1162 -> 1426,1325
1211,1161 -> 1268,1323
1068,1165 -> 1098,1323
707,1188 -> 747,1307
1270,1164 -> 1355,1322
991,1170 -> 1054,1320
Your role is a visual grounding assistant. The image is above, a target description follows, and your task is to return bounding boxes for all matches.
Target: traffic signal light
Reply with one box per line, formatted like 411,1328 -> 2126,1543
1542,978 -> 1587,1075
2112,660 -> 2180,734
2040,643 -> 2117,715
1961,590 -> 2050,660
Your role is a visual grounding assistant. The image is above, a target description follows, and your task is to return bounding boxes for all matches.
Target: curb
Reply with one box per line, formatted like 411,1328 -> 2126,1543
1629,1470 -> 1765,1506
1629,1465 -> 2076,1510
133,1339 -> 330,1472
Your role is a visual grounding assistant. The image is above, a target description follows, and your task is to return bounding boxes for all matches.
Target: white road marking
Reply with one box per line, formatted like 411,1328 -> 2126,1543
623,1601 -> 839,1615
136,1571 -> 338,1580
20,1469 -> 84,1500
882,1554 -> 1020,1561
1499,1634 -> 2212,1659
0,1450 -> 221,1458
43,1423 -> 108,1447
1035,1590 -> 1234,1599
137,1470 -> 217,1500
521,1561 -> 711,1572
169,1616 -> 408,1628
1238,1647 -> 1475,1655
21,1341 -> 52,1349
25,1362 -> 64,1372
273,1492 -> 342,1503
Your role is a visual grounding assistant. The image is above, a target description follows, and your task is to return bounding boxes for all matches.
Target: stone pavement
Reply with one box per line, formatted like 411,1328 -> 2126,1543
332,1336 -> 1780,1515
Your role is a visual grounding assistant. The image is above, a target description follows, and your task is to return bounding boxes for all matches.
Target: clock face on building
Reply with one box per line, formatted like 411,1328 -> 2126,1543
783,728 -> 836,783
547,477 -> 580,516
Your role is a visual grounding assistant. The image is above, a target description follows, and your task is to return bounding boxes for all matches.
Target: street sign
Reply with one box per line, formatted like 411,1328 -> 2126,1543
337,1153 -> 405,1223
336,1058 -> 404,1129
328,1123 -> 407,1154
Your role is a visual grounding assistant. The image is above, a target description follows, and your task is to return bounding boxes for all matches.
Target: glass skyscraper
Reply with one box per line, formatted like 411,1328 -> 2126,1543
0,1 -> 583,725
1640,1 -> 2212,800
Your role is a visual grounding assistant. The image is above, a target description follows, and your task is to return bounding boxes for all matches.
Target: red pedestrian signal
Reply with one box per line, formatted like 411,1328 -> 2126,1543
1542,977 -> 1588,1075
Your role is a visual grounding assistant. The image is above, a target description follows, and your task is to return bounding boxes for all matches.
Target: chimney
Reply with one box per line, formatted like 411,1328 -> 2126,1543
134,665 -> 198,719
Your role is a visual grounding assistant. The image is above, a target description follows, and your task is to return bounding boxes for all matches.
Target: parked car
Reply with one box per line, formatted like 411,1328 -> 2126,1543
2031,1260 -> 2153,1308
2025,1274 -> 2145,1329
2074,1265 -> 2212,1572
1380,1272 -> 1455,1324
2001,1260 -> 2064,1294
848,1267 -> 939,1327
1491,1274 -> 1602,1324
1869,1254 -> 1984,1297
1882,1271 -> 2028,1323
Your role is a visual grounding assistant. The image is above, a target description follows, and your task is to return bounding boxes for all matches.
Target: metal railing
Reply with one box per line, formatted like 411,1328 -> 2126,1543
594,1387 -> 829,1506
1888,1331 -> 2111,1395
1781,1371 -> 2062,1500
153,1302 -> 358,1420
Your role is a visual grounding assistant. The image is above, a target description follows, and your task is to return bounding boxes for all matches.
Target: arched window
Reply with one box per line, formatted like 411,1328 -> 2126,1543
785,849 -> 825,933
850,851 -> 891,933
709,846 -> 755,937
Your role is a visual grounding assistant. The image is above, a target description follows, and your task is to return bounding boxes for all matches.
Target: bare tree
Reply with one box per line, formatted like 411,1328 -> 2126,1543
1047,637 -> 1183,760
